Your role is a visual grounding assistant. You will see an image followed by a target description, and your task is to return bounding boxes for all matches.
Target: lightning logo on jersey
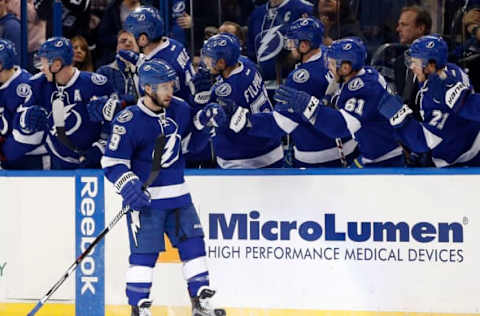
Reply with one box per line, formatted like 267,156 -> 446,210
130,210 -> 141,247
256,25 -> 284,63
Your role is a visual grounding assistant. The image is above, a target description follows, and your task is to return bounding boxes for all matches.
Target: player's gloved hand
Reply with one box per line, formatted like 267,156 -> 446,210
117,50 -> 140,73
19,105 -> 48,132
406,151 -> 433,167
190,66 -> 213,104
377,92 -> 413,127
274,85 -> 320,122
87,95 -> 122,122
116,172 -> 151,211
79,145 -> 103,169
193,103 -> 226,130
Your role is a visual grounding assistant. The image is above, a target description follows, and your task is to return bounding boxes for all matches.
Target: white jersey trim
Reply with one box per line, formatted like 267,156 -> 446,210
339,109 -> 362,135
361,146 -> 403,165
273,111 -> 298,133
101,156 -> 131,168
12,129 -> 44,145
433,131 -> 480,167
294,139 -> 357,164
422,126 -> 443,150
217,144 -> 284,169
148,182 -> 190,200
46,135 -> 81,164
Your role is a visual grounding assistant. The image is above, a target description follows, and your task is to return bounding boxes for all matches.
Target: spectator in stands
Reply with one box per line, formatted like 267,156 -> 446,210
35,0 -> 93,48
72,35 -> 94,72
8,0 -> 45,73
394,5 -> 431,119
219,21 -> 246,54
95,0 -> 140,68
96,30 -> 139,106
0,0 -> 20,64
313,0 -> 364,45
456,5 -> 480,91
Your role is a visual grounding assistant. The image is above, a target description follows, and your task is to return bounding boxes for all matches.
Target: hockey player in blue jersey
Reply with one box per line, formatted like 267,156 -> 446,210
19,37 -> 116,169
247,0 -> 313,93
378,35 -> 480,167
274,37 -> 405,167
122,6 -> 195,101
0,39 -> 51,169
102,60 -> 226,316
193,33 -> 284,168
246,18 -> 358,167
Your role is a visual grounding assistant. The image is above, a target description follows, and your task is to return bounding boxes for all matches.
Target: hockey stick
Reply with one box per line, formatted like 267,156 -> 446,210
27,135 -> 166,316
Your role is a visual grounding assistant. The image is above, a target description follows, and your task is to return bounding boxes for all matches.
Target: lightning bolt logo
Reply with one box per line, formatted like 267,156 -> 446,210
257,25 -> 284,63
130,210 -> 141,248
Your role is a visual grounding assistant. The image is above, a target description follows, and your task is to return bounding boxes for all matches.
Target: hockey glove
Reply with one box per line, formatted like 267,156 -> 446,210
377,93 -> 413,127
79,145 -> 103,169
117,50 -> 140,73
87,95 -> 122,122
193,103 -> 226,130
116,172 -> 151,211
19,105 -> 48,133
274,85 -> 320,122
190,66 -> 213,104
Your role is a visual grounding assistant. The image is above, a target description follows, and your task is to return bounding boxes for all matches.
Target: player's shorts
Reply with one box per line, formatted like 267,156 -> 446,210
126,204 -> 205,254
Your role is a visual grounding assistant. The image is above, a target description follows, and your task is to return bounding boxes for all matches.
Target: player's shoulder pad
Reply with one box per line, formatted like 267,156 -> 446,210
214,82 -> 233,97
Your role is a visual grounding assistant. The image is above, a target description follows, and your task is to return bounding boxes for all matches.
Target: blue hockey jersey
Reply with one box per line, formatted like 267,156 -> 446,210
143,38 -> 195,101
247,0 -> 312,82
208,60 -> 284,168
0,67 -> 51,169
102,97 -> 209,210
250,51 -> 358,167
393,63 -> 480,167
311,67 -> 403,166
24,69 -> 115,169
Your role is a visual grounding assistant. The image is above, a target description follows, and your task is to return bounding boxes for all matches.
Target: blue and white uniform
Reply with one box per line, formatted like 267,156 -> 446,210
0,67 -> 51,169
24,70 -> 114,169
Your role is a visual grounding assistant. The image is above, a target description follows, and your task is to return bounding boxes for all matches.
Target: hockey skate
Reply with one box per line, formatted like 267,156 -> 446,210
131,298 -> 153,316
191,287 -> 226,316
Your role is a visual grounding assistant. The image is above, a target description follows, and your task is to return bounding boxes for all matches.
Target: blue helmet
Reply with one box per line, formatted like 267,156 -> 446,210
327,38 -> 367,71
124,6 -> 164,41
202,34 -> 240,67
407,35 -> 448,69
36,37 -> 73,66
138,59 -> 177,89
0,39 -> 17,70
286,18 -> 324,49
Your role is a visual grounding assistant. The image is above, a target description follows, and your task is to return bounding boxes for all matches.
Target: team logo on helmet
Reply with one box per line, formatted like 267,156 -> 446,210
300,19 -> 309,26
138,14 -> 146,21
348,78 -> 364,91
218,39 -> 227,47
0,44 -> 4,51
293,69 -> 310,84
91,73 -> 107,85
343,43 -> 352,50
255,25 -> 284,63
426,41 -> 435,49
215,83 -> 232,97
54,40 -> 64,47
143,65 -> 152,71
16,83 -> 32,98
284,11 -> 291,22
